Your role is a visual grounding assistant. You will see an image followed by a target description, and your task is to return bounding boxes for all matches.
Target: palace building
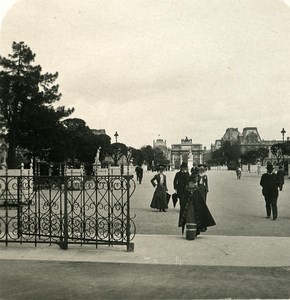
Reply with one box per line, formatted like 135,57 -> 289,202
211,127 -> 286,164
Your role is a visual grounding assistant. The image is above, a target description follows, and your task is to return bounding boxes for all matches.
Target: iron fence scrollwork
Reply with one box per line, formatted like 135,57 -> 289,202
0,174 -> 136,251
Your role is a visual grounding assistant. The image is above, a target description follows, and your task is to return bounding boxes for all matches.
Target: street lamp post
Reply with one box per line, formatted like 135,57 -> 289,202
114,131 -> 119,143
281,128 -> 286,164
281,128 -> 286,143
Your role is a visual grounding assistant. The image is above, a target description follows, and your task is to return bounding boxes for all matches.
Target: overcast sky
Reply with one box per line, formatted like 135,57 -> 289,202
1,0 -> 290,149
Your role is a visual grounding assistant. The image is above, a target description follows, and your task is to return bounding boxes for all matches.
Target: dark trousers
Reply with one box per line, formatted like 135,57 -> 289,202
136,174 -> 143,184
264,196 -> 278,219
177,189 -> 186,207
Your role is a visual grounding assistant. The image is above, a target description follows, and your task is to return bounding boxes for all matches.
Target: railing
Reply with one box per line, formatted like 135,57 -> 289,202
0,174 -> 136,251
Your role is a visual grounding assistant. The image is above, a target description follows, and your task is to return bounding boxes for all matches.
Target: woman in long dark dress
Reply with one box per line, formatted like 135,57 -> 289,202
150,166 -> 168,212
178,168 -> 216,237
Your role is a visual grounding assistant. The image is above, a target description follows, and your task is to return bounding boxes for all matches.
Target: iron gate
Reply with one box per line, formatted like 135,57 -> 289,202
0,174 -> 136,251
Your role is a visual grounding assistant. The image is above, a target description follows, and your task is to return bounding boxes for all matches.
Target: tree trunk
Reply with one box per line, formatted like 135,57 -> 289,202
6,129 -> 17,169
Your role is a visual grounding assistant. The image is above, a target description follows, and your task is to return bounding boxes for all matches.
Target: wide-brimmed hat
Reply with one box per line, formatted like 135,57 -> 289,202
188,173 -> 198,185
191,166 -> 199,175
198,164 -> 207,170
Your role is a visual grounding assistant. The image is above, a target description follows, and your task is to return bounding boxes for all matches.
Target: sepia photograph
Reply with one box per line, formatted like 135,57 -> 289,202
1,0 -> 290,299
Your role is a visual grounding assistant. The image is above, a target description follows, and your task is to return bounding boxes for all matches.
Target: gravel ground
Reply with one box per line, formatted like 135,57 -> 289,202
131,170 -> 290,237
1,169 -> 290,300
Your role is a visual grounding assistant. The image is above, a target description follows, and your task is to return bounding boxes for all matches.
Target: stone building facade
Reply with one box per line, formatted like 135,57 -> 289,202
211,127 -> 284,164
153,138 -> 171,165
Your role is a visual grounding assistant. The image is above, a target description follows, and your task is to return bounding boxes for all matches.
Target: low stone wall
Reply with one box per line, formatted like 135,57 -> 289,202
96,166 -> 135,176
0,168 -> 33,177
64,168 -> 84,176
0,168 -> 33,204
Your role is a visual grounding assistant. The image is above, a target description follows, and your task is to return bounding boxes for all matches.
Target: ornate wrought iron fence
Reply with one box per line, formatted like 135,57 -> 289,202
0,174 -> 136,251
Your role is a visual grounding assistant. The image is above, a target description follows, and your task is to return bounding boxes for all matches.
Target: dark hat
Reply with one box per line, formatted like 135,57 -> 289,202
180,162 -> 187,169
198,164 -> 206,170
266,164 -> 274,170
191,166 -> 199,175
156,164 -> 166,168
188,173 -> 198,184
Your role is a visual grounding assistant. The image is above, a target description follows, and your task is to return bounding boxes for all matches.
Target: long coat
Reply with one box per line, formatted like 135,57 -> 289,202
276,169 -> 285,186
173,171 -> 189,200
178,185 -> 216,234
260,173 -> 279,197
150,173 -> 168,210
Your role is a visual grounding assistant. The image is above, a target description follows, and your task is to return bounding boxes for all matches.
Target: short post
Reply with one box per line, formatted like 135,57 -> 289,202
126,175 -> 134,252
59,177 -> 68,250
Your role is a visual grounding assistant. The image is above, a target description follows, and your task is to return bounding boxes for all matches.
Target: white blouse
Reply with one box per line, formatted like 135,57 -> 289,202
160,174 -> 164,185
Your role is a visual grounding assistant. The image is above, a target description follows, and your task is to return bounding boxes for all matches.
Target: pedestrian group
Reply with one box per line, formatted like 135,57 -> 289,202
144,159 -> 287,241
149,162 -> 216,240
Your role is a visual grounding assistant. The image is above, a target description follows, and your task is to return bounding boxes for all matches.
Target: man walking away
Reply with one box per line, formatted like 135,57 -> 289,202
260,163 -> 279,220
276,165 -> 285,191
135,165 -> 143,184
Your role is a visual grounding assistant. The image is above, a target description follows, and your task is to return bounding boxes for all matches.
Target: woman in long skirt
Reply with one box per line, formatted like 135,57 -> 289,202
178,171 -> 216,236
150,166 -> 168,212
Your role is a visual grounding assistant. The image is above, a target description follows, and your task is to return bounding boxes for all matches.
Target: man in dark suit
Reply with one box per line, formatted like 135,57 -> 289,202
173,162 -> 189,207
276,165 -> 285,191
260,163 -> 280,220
135,165 -> 143,184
